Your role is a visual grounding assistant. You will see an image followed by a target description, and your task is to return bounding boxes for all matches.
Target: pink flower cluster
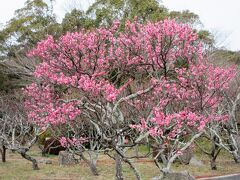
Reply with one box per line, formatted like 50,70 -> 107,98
59,137 -> 88,148
77,75 -> 119,102
24,83 -> 81,126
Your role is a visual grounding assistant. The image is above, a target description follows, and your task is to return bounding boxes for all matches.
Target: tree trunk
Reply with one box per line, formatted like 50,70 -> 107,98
0,145 -> 6,162
123,157 -> 141,180
232,151 -> 240,163
89,161 -> 98,176
210,158 -> 217,170
79,153 -> 99,176
115,153 -> 124,180
209,140 -> 221,170
227,137 -> 240,163
20,151 -> 39,170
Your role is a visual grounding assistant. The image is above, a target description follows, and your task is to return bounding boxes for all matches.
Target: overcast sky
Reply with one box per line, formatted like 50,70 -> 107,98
0,0 -> 239,51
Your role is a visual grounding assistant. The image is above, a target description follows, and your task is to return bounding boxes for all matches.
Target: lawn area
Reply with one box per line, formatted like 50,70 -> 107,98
0,146 -> 240,180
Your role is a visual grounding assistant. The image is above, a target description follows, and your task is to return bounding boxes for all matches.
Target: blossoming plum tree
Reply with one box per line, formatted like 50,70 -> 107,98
25,19 -> 236,179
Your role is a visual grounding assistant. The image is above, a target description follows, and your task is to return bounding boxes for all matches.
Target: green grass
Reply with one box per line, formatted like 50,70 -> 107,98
0,145 -> 240,180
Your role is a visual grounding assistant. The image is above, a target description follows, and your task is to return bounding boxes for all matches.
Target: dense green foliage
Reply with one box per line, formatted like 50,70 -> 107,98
62,9 -> 94,33
86,0 -> 168,27
0,0 -> 60,58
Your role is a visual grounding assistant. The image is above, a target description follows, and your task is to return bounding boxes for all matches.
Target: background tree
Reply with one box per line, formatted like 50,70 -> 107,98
62,8 -> 94,33
0,0 -> 60,59
85,0 -> 214,47
169,10 -> 201,27
0,0 -> 60,93
86,0 -> 168,27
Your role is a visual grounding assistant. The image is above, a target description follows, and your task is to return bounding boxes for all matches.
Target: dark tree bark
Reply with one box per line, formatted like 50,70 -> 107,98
195,135 -> 221,170
0,145 -> 6,162
210,142 -> 221,170
210,158 -> 217,170
209,137 -> 221,170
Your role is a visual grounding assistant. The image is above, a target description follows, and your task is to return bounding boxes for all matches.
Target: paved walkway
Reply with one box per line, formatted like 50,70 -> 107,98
198,174 -> 240,180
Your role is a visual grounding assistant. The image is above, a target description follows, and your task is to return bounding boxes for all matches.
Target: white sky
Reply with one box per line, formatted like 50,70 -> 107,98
163,0 -> 240,51
0,0 -> 239,51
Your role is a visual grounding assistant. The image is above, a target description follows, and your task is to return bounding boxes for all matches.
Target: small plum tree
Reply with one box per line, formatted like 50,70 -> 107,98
0,92 -> 45,170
